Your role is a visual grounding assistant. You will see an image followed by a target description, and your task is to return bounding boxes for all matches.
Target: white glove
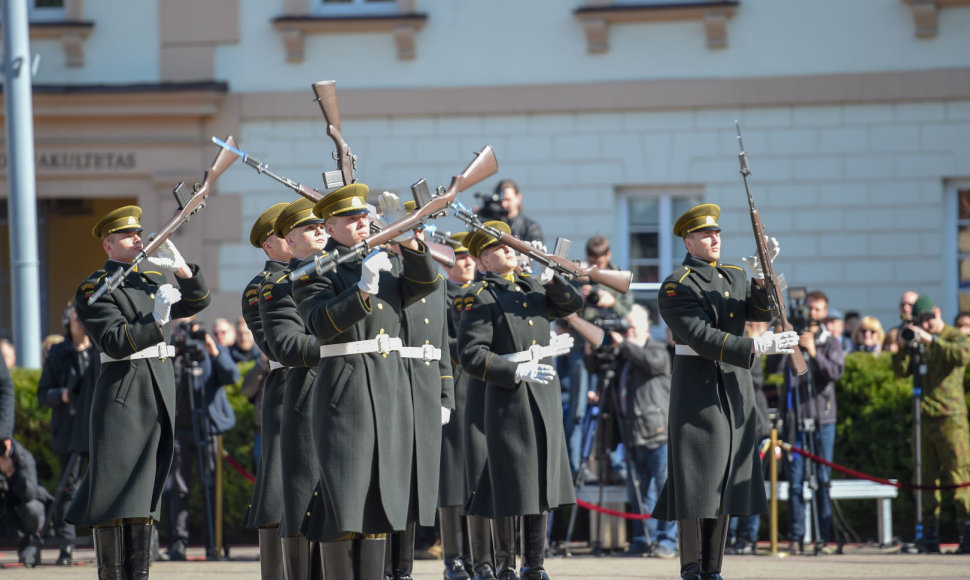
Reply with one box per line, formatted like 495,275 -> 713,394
377,192 -> 414,243
145,238 -> 188,275
441,407 -> 452,425
752,330 -> 799,356
152,284 -> 182,326
741,236 -> 780,280
529,240 -> 554,284
514,361 -> 557,385
358,249 -> 393,295
550,333 -> 575,357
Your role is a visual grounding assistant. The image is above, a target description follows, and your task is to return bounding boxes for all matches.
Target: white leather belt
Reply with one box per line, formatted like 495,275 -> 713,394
399,344 -> 442,362
269,360 -> 284,371
101,342 -> 175,363
503,344 -> 558,363
320,335 -> 404,358
674,344 -> 699,357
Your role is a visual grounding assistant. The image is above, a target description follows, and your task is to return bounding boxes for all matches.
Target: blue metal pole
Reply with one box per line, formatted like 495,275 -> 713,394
2,0 -> 42,369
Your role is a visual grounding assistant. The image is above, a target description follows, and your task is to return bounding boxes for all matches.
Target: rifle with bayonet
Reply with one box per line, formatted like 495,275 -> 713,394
87,136 -> 241,305
451,202 -> 633,294
312,80 -> 356,189
735,121 -> 807,375
369,219 -> 456,268
211,136 -> 325,202
289,145 -> 498,281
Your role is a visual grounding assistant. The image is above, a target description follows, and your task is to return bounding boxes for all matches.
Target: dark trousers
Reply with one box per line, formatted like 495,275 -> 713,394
165,429 -> 218,548
50,452 -> 85,543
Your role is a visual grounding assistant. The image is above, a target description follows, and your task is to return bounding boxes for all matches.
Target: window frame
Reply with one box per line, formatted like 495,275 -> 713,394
28,0 -> 66,22
949,181 -> 970,317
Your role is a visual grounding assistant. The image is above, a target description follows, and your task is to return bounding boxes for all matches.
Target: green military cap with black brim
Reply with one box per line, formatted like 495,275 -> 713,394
313,183 -> 371,221
250,202 -> 289,248
466,221 -> 510,259
672,203 -> 721,238
912,294 -> 936,319
450,232 -> 470,255
275,198 -> 326,239
92,205 -> 143,239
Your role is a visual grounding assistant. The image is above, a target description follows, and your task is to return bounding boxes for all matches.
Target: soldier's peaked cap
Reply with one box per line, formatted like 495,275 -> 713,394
466,221 -> 511,258
250,202 -> 289,248
450,232 -> 470,255
673,203 -> 721,238
92,205 -> 143,239
313,183 -> 370,220
275,197 -> 325,239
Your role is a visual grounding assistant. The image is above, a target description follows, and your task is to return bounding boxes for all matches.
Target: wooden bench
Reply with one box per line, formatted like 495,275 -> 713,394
770,479 -> 898,546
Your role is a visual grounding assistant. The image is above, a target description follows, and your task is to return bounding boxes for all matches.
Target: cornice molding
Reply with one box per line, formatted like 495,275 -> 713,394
574,1 -> 738,53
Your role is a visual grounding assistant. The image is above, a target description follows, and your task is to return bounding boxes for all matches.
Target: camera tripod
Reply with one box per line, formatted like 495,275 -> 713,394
563,342 -> 648,556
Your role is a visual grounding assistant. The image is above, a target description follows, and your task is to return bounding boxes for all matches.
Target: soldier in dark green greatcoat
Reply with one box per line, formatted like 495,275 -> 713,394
291,184 -> 439,580
458,221 -> 583,580
655,203 -> 797,580
69,205 -> 211,580
241,202 -> 290,580
260,198 -> 327,579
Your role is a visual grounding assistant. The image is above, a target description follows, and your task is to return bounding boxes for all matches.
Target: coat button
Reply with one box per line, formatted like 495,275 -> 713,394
532,339 -> 537,345
377,303 -> 383,310
421,298 -> 426,303
718,274 -> 723,279
523,302 -> 528,308
424,318 -> 429,324
729,312 -> 735,318
724,291 -> 730,297
528,320 -> 534,326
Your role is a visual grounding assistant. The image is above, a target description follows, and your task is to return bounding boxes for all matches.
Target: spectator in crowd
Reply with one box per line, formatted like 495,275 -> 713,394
614,304 -> 677,559
212,317 -> 236,351
0,437 -> 51,568
0,338 -> 15,370
851,316 -> 886,355
954,312 -> 970,337
893,295 -> 970,554
230,317 -> 261,363
163,317 -> 239,561
41,334 -> 65,362
36,301 -> 100,566
494,178 -> 544,244
899,290 -> 919,327
883,327 -> 900,355
776,290 -> 844,555
726,321 -> 773,556
842,311 -> 860,353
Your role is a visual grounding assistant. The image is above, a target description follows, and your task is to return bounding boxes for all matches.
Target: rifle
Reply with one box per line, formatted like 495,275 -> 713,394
735,121 -> 807,375
211,136 -> 324,202
451,202 -> 633,294
87,136 -> 241,305
289,145 -> 498,281
312,80 -> 356,189
368,219 -> 457,268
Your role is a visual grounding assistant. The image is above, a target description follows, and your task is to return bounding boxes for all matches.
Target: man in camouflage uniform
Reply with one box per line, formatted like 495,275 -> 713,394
893,294 -> 970,554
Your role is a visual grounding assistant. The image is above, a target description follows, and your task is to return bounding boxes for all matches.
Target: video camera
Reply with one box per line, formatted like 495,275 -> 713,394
173,321 -> 208,364
787,286 -> 817,335
473,190 -> 507,222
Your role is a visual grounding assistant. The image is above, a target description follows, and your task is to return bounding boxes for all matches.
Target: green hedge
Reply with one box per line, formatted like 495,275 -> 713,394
13,362 -> 259,546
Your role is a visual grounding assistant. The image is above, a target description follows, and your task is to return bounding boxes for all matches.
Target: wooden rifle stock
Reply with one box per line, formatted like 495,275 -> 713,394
368,220 -> 456,268
736,122 -> 807,375
312,80 -> 355,188
289,145 -> 497,281
565,313 -> 604,349
87,136 -> 241,305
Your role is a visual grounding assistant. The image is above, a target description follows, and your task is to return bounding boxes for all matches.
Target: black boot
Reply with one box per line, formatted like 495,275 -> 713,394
678,519 -> 702,580
359,536 -> 388,580
387,522 -> 416,580
281,536 -> 314,580
257,528 -> 284,580
700,515 -> 729,580
94,525 -> 127,580
440,506 -> 471,580
492,516 -> 518,580
520,514 -> 549,580
321,539 -> 355,579
124,522 -> 153,580
468,515 -> 496,580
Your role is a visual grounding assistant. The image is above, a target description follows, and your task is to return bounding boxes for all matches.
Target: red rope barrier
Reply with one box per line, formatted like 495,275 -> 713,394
575,498 -> 652,520
787,442 -> 970,492
223,453 -> 256,483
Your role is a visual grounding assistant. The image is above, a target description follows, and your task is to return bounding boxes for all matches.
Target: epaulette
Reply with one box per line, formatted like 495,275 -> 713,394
244,287 -> 260,306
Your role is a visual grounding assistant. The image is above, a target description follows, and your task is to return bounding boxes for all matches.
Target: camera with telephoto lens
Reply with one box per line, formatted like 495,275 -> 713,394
473,191 -> 507,221
787,286 -> 817,335
899,321 -> 925,354
173,321 -> 207,364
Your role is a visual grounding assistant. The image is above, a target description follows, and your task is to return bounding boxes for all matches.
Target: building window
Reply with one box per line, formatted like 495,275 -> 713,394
317,0 -> 397,16
622,191 -> 702,284
29,0 -> 65,21
957,187 -> 970,312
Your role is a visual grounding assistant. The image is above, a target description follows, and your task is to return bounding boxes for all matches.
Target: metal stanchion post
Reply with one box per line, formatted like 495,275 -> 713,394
216,434 -> 224,558
770,426 -> 778,556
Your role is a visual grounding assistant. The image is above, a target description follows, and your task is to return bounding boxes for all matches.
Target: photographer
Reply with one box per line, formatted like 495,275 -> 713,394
611,304 -> 677,559
0,438 -> 51,567
488,178 -> 544,244
892,295 -> 970,554
163,317 -> 239,560
778,290 -> 844,555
